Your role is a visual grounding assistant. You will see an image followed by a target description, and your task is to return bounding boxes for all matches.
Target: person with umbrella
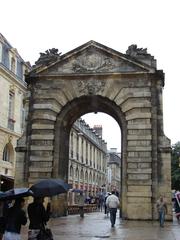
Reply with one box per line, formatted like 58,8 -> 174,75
0,188 -> 31,240
4,198 -> 27,240
27,178 -> 69,239
27,197 -> 51,240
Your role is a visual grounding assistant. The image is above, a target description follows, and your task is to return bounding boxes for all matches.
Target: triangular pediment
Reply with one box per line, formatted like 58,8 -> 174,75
31,41 -> 155,76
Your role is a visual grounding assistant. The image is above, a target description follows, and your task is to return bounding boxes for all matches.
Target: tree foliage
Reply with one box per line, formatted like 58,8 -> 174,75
171,141 -> 180,190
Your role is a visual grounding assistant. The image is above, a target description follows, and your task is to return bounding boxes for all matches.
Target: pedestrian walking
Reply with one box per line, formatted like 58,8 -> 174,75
156,196 -> 167,227
4,198 -> 27,240
77,192 -> 85,218
104,193 -> 111,216
174,191 -> 180,222
98,194 -> 104,212
0,199 -> 13,240
27,197 -> 51,240
105,191 -> 119,227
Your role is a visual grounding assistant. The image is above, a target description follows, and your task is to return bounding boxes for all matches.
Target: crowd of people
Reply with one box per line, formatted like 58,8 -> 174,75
0,190 -> 178,239
77,190 -> 120,227
0,197 -> 51,240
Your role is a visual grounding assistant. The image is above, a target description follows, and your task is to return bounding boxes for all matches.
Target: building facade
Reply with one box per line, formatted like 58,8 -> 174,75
106,148 -> 121,194
0,33 -> 30,191
68,119 -> 107,204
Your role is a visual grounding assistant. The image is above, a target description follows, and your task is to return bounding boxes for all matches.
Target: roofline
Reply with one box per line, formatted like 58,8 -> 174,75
29,40 -> 155,75
0,32 -> 30,66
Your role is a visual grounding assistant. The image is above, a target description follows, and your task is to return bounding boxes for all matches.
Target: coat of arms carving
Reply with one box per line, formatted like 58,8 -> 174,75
73,50 -> 113,73
78,79 -> 105,95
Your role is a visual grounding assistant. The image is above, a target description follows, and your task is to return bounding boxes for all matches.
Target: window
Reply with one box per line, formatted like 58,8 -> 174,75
86,142 -> 88,164
89,172 -> 92,183
75,168 -> 79,180
3,145 -> 10,161
20,95 -> 26,132
8,91 -> 15,130
70,132 -> 73,158
20,107 -> 25,132
81,138 -> 84,162
2,143 -> 13,162
80,169 -> 84,181
10,57 -> 16,73
76,135 -> 79,160
69,166 -> 73,178
85,171 -> 88,183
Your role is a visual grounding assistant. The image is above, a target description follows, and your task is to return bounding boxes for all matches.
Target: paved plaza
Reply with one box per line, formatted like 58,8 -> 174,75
21,211 -> 180,240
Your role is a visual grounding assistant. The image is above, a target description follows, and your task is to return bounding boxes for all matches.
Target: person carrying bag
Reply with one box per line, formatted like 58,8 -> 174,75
28,197 -> 53,240
37,224 -> 53,240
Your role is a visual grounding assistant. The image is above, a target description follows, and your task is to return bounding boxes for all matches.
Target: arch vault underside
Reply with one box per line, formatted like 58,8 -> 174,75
16,41 -> 172,220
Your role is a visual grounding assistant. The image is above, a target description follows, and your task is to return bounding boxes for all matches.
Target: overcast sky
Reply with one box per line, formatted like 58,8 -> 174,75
1,0 -> 179,150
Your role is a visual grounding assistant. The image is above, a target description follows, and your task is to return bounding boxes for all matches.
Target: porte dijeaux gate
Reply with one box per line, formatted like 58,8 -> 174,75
16,41 -> 172,220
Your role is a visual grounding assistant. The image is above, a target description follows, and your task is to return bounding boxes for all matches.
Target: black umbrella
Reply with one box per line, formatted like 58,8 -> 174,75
0,188 -> 33,200
0,191 -> 6,199
70,188 -> 83,193
30,178 -> 70,197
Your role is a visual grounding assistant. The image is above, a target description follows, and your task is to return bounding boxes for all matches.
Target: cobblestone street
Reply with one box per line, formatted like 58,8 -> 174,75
21,211 -> 180,240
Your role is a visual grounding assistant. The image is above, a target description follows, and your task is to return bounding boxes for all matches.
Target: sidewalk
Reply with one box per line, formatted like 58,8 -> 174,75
22,211 -> 180,240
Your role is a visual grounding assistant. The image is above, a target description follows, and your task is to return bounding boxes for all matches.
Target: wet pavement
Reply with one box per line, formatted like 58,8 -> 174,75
21,211 -> 180,240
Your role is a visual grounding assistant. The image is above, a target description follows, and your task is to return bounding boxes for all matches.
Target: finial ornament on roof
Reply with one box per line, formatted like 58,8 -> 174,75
126,44 -> 157,68
126,44 -> 148,56
35,48 -> 61,66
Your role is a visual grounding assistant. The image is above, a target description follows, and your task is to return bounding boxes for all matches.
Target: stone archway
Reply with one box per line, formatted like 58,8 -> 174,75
53,95 -> 127,217
16,41 -> 172,220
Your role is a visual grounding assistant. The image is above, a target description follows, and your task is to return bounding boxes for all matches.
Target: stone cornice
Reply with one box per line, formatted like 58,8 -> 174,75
30,40 -> 155,76
27,71 -> 151,80
26,71 -> 164,87
0,125 -> 22,138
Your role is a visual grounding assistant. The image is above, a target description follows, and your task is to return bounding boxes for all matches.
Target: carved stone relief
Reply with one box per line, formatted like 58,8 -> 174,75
72,52 -> 114,73
77,79 -> 105,95
42,47 -> 147,75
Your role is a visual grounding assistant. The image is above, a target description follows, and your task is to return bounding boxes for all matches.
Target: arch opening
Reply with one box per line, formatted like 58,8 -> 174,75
54,95 -> 127,218
68,111 -> 122,208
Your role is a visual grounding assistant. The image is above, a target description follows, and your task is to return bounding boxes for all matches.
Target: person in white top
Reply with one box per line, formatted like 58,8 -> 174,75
77,192 -> 85,218
156,196 -> 167,227
106,191 -> 119,227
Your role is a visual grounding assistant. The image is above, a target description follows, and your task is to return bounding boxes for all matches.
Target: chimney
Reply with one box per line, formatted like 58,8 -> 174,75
110,148 -> 117,153
93,125 -> 102,137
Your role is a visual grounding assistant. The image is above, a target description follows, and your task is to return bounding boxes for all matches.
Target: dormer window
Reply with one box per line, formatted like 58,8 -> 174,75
10,57 -> 16,73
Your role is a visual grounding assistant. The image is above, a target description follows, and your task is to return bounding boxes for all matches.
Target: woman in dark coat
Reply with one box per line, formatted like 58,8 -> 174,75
4,198 -> 27,240
28,197 -> 50,240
